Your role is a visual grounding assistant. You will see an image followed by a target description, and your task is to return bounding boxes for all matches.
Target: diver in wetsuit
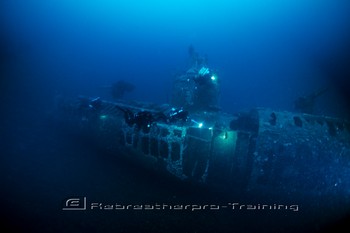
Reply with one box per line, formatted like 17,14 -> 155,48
294,87 -> 329,114
115,106 -> 135,126
167,107 -> 189,123
171,46 -> 219,112
115,106 -> 189,133
115,106 -> 153,133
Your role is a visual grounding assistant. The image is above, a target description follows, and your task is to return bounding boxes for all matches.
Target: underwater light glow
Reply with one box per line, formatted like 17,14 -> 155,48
191,119 -> 204,128
100,115 -> 107,120
211,75 -> 216,81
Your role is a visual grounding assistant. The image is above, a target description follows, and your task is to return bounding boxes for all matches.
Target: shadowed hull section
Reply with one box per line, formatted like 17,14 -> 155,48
56,96 -> 350,196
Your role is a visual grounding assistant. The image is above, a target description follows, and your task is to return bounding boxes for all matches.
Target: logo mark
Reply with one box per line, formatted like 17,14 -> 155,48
62,197 -> 87,210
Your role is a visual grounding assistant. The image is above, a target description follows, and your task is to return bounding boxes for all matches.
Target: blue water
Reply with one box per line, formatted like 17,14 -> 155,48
2,0 -> 350,232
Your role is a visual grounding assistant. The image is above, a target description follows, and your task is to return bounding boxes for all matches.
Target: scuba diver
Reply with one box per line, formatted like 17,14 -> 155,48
192,66 -> 220,111
115,105 -> 154,133
115,105 -> 189,133
78,96 -> 102,111
88,97 -> 102,110
294,87 -> 329,114
171,46 -> 219,112
167,107 -> 189,123
156,107 -> 189,124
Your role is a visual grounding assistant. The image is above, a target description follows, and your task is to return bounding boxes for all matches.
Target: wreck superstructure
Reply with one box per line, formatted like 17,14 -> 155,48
56,95 -> 350,196
55,49 -> 350,196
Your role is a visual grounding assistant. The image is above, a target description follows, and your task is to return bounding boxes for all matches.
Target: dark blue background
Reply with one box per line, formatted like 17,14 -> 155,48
1,0 -> 350,232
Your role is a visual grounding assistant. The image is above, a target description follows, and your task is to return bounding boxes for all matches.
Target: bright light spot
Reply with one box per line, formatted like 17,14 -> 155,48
191,119 -> 203,128
211,75 -> 216,81
100,115 -> 107,120
208,127 -> 213,130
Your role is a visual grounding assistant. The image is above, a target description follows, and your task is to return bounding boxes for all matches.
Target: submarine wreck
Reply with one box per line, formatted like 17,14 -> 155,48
55,50 -> 350,197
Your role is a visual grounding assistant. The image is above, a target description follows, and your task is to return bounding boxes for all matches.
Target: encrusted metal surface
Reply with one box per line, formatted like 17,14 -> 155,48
56,97 -> 350,195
